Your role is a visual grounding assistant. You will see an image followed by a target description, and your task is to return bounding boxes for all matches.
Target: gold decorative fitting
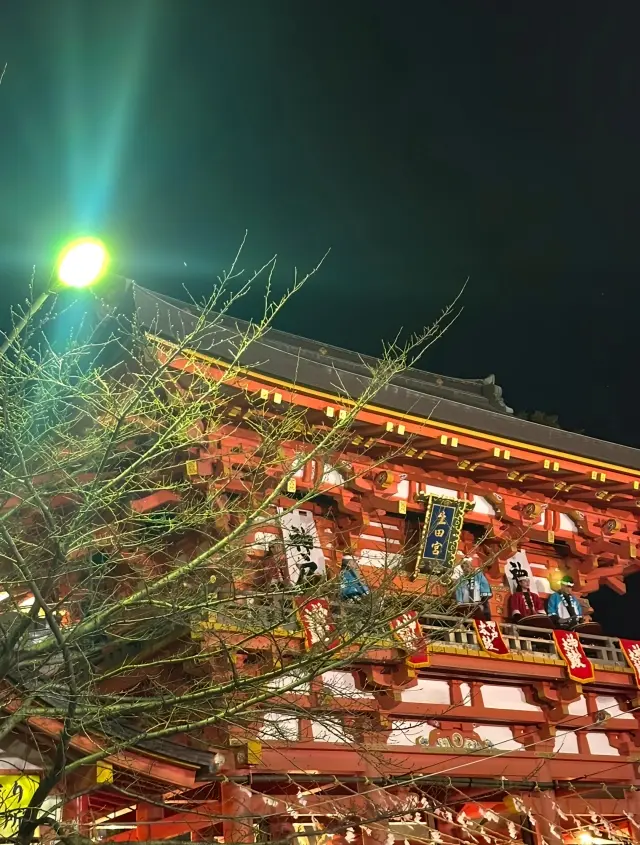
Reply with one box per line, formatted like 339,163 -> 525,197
259,388 -> 269,400
595,490 -> 609,500
451,437 -> 459,448
325,406 -> 335,418
273,392 -> 283,404
406,447 -> 417,458
286,478 -> 297,493
591,470 -> 607,482
338,408 -> 347,420
458,459 -> 470,470
493,447 -> 501,458
386,421 -> 395,432
352,435 -> 363,446
554,481 -> 567,490
417,450 -> 427,459
603,518 -> 622,534
440,434 -> 449,445
507,470 -> 521,481
634,480 -> 640,490
547,530 -> 555,544
397,424 -> 406,435
185,459 -> 199,476
503,448 -> 510,459
376,470 -> 394,489
398,500 -> 407,514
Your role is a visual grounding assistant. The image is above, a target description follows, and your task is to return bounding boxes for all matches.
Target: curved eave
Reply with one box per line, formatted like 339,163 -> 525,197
131,285 -> 640,476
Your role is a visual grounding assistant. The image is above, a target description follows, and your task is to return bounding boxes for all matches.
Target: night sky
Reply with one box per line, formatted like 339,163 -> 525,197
3,2 -> 640,633
2,1 -> 640,448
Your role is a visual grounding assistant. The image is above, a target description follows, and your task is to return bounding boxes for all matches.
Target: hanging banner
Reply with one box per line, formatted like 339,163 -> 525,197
294,597 -> 340,651
278,508 -> 326,584
505,549 -> 541,595
413,495 -> 473,576
389,610 -> 430,668
473,620 -> 510,656
553,629 -> 595,683
619,639 -> 640,687
0,775 -> 40,838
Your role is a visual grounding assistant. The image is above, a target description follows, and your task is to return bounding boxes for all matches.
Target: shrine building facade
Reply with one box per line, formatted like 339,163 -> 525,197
4,284 -> 640,845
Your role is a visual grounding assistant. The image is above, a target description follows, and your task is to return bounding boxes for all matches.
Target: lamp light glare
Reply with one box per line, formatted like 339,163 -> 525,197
57,238 -> 109,289
578,833 -> 594,845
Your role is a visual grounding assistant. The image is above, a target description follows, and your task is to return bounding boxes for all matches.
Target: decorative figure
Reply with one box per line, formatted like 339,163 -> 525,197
454,553 -> 492,620
339,555 -> 370,601
547,575 -> 584,629
508,567 -> 545,622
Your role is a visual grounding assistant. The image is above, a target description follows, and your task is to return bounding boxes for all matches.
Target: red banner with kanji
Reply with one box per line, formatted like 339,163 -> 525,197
553,629 -> 595,683
294,596 -> 340,650
619,639 -> 640,687
390,610 -> 430,668
473,619 -> 510,656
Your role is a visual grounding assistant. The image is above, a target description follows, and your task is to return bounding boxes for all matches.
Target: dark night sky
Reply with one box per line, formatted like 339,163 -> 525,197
2,1 -> 640,446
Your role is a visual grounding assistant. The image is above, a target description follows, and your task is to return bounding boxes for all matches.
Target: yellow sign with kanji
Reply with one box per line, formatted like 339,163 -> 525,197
0,774 -> 40,837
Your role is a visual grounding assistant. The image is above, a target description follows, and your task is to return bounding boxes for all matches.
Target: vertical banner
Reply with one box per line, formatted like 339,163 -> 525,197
278,508 -> 326,583
505,549 -> 540,594
553,630 -> 595,683
413,495 -> 473,576
473,620 -> 510,656
389,610 -> 430,668
619,639 -> 640,687
0,775 -> 40,838
294,597 -> 340,650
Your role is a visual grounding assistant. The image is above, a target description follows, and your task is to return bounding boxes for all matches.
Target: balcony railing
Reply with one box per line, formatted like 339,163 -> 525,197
211,596 -> 630,672
420,613 -> 626,668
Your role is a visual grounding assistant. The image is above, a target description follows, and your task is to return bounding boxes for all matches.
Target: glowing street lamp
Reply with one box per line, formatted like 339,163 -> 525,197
56,237 -> 110,289
0,236 -> 111,357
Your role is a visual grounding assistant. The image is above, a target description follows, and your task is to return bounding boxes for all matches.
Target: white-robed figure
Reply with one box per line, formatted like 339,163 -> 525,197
547,575 -> 583,629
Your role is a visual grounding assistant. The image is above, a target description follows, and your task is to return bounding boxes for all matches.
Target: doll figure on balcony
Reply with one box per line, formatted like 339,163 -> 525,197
454,552 -> 492,620
508,567 -> 545,622
339,555 -> 370,601
547,576 -> 584,629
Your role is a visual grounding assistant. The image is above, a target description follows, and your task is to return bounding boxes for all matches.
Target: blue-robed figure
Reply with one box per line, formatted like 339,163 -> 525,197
340,556 -> 370,601
547,575 -> 583,628
454,554 -> 492,620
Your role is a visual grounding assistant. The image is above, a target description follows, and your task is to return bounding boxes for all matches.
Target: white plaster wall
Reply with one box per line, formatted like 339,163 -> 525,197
459,682 -> 472,705
259,713 -> 299,742
322,464 -> 344,486
586,733 -> 619,756
567,696 -> 588,716
558,513 -> 578,533
311,719 -> 349,744
553,729 -> 579,754
401,679 -> 451,705
0,752 -> 39,772
266,673 -> 310,693
322,671 -> 375,699
474,726 -> 523,751
388,721 -> 434,745
480,685 -> 541,712
472,496 -> 496,516
424,484 -> 458,499
595,695 -> 635,719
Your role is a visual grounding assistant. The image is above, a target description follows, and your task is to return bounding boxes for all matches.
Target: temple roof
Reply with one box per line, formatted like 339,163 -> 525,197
131,284 -> 640,473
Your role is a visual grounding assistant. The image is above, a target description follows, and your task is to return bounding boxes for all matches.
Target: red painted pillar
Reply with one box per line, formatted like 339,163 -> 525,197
221,782 -> 254,844
136,802 -> 164,841
62,794 -> 92,838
